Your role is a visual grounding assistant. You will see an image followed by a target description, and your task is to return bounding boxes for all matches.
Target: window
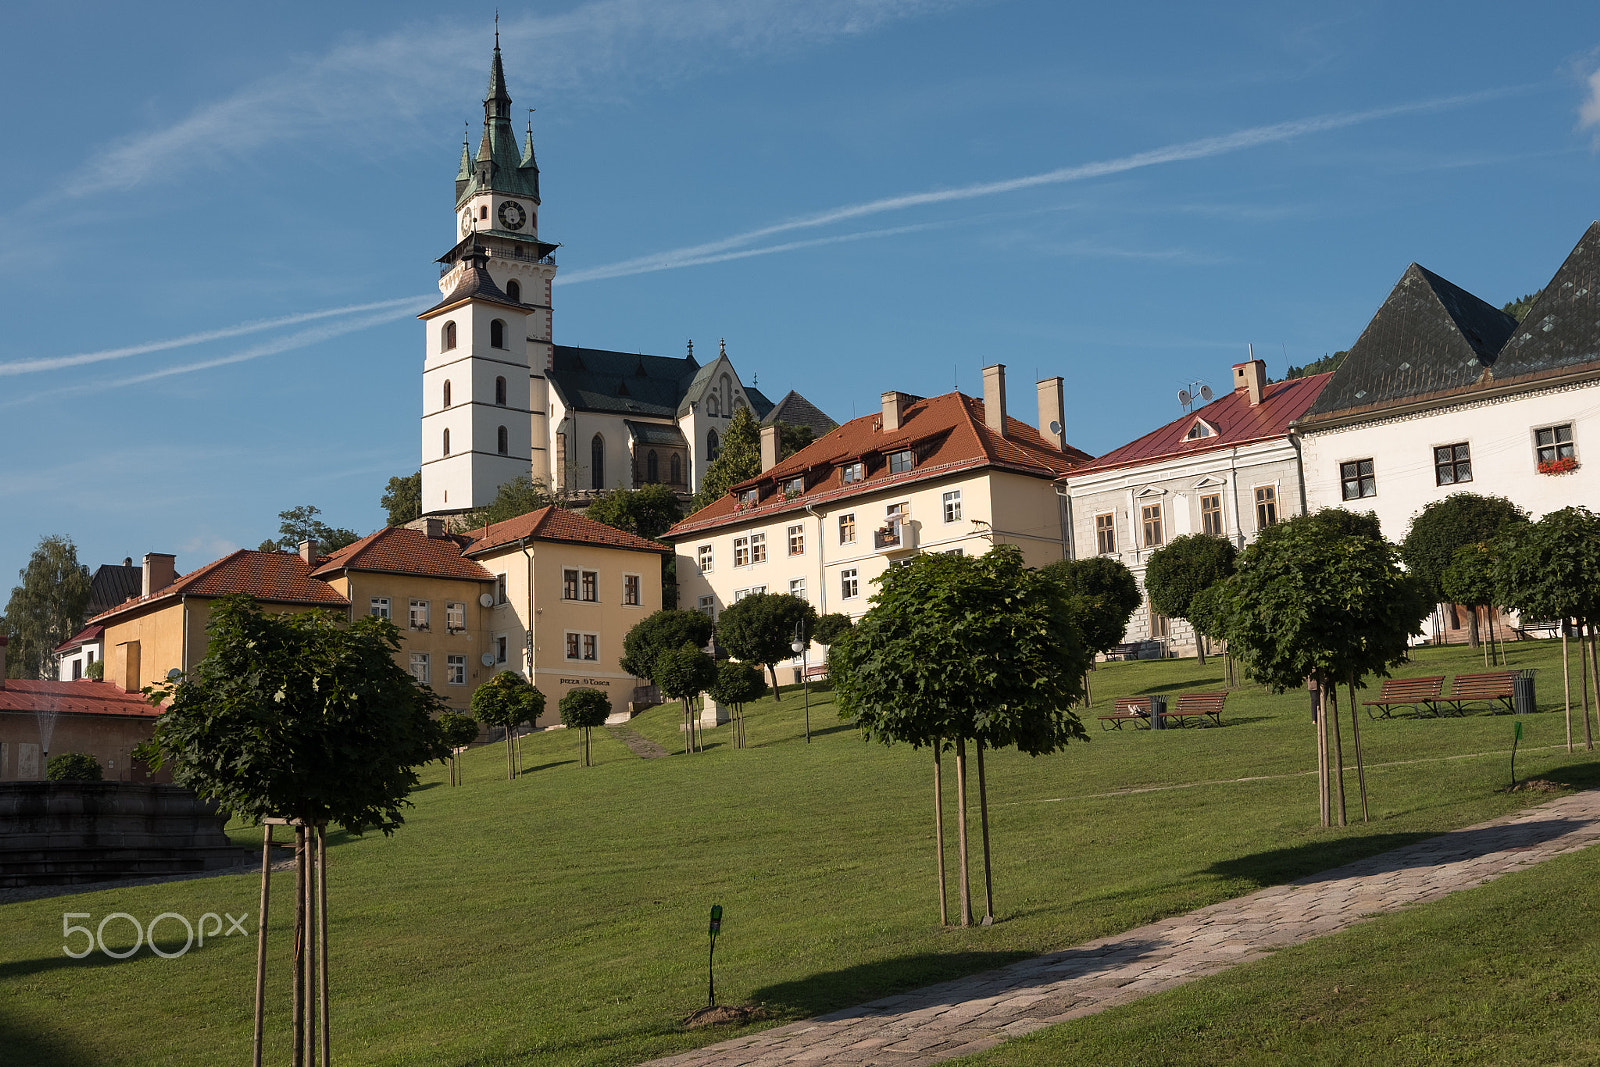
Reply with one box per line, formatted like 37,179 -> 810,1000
888,449 -> 914,474
581,570 -> 598,602
490,319 -> 506,349
446,655 -> 466,685
623,574 -> 641,606
369,597 -> 390,619
841,568 -> 860,599
409,652 -> 430,684
943,490 -> 962,523
1535,424 -> 1575,464
708,428 -> 720,460
1340,459 -> 1376,500
840,461 -> 865,484
1141,503 -> 1164,548
442,428 -> 450,456
1434,443 -> 1472,485
479,204 -> 488,220
943,548 -> 964,557
495,574 -> 508,604
697,595 -> 715,618
505,278 -> 521,302
591,434 -> 605,490
565,632 -> 579,658
671,454 -> 682,484
787,524 -> 805,556
71,659 -> 82,680
733,587 -> 750,602
1150,612 -> 1171,640
839,513 -> 856,544
733,537 -> 750,567
565,633 -> 598,661
790,577 -> 807,601
697,545 -> 713,573
497,425 -> 508,455
707,393 -> 720,417
443,379 -> 452,407
738,488 -> 759,507
1095,513 -> 1117,554
1185,421 -> 1213,440
782,477 -> 804,496
446,602 -> 466,632
495,634 -> 508,664
495,376 -> 507,405
563,569 -> 580,600
749,533 -> 767,563
647,450 -> 659,483
442,320 -> 457,351
1255,486 -> 1279,528
1201,494 -> 1224,536
409,599 -> 429,630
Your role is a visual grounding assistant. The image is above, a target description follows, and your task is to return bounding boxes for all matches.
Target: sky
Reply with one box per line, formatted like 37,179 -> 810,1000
2,0 -> 1599,584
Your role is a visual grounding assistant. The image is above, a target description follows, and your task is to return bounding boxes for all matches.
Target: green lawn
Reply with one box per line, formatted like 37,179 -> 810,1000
3,640 -> 1597,1066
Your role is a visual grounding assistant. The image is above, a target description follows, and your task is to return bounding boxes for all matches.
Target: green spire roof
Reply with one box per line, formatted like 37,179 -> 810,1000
455,42 -> 541,209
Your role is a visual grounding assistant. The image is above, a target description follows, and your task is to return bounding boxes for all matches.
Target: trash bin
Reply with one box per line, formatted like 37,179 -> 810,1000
1513,669 -> 1537,716
1149,694 -> 1168,730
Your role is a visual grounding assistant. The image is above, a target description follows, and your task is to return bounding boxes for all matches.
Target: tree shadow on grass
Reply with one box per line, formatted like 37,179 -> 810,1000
1529,762 -> 1600,790
1136,676 -> 1227,696
0,1009 -> 94,1067
520,759 -> 578,774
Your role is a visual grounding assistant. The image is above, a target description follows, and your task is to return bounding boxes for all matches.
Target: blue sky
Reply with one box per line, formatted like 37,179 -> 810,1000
2,0 -> 1598,583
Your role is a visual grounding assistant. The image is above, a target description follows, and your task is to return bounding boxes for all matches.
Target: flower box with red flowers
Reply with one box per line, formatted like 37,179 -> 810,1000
1538,456 -> 1579,475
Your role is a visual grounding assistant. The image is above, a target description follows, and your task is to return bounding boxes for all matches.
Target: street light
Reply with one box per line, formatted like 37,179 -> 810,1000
792,621 -> 810,744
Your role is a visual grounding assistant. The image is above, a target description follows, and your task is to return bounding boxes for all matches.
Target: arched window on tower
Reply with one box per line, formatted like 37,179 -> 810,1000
495,376 -> 507,406
442,321 -> 457,351
505,279 -> 521,303
498,426 -> 509,455
670,453 -> 682,485
443,428 -> 450,456
490,319 -> 506,349
443,380 -> 452,408
591,434 -> 605,491
707,429 -> 720,461
707,393 -> 720,417
647,450 -> 659,483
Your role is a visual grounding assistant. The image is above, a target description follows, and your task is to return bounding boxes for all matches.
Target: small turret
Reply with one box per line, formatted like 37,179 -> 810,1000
519,112 -> 541,204
454,124 -> 473,203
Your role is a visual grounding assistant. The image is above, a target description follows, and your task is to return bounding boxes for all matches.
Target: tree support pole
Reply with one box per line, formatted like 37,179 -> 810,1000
933,745 -> 947,927
976,740 -> 995,926
1348,679 -> 1369,823
1583,621 -> 1594,752
292,825 -> 306,1067
1313,683 -> 1329,828
1587,624 -> 1600,752
954,737 -> 973,927
253,823 -> 273,1067
317,825 -> 330,1067
1330,686 -> 1347,827
1563,627 -> 1573,753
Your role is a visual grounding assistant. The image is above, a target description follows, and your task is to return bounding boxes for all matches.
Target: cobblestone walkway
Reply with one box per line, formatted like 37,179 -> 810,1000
608,725 -> 669,759
642,789 -> 1600,1067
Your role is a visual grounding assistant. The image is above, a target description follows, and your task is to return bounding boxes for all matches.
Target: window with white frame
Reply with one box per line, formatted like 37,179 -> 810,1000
840,461 -> 865,484
446,655 -> 466,685
1340,460 -> 1376,500
1141,504 -> 1164,548
841,568 -> 860,599
790,577 -> 807,601
495,634 -> 508,664
787,524 -> 804,555
839,513 -> 856,544
750,532 -> 767,563
565,632 -> 598,661
495,574 -> 508,604
888,449 -> 914,474
409,652 -> 430,683
1200,494 -> 1225,536
697,595 -> 715,618
563,569 -> 580,599
1254,485 -> 1279,528
369,597 -> 390,619
697,545 -> 713,573
1535,423 -> 1575,465
1095,513 -> 1117,554
733,536 -> 751,567
623,574 -> 641,606
446,602 -> 466,632
943,490 -> 962,523
581,570 -> 598,602
409,599 -> 429,630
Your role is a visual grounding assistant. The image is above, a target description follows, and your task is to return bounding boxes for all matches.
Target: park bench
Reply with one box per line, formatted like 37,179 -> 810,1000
1105,642 -> 1143,662
1163,690 -> 1228,728
1363,676 -> 1444,719
1098,696 -> 1151,730
1440,671 -> 1516,715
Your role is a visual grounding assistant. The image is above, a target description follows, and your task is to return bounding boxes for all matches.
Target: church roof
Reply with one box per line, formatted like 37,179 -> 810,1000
624,420 -> 690,448
420,245 -> 527,317
87,561 -> 141,617
455,44 -> 540,208
761,390 -> 838,437
548,345 -> 702,417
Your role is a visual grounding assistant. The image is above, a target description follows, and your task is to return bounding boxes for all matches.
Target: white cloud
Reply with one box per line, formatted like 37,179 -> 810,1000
1581,67 -> 1600,135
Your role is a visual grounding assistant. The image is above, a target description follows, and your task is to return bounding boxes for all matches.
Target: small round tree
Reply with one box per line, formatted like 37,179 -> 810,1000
708,658 -> 767,748
620,609 -> 714,688
812,612 -> 854,647
714,592 -> 817,700
1441,543 -> 1504,667
559,688 -> 612,767
656,643 -> 717,754
1039,555 -> 1142,704
1402,493 -> 1528,647
45,752 -> 102,781
1143,534 -> 1238,664
437,711 -> 480,786
471,671 -> 547,780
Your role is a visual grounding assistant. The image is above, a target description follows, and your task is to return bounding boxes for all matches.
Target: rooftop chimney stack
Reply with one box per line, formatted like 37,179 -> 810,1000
142,553 -> 176,597
298,539 -> 318,565
1233,358 -> 1267,407
405,516 -> 446,539
1036,376 -> 1066,450
759,424 -> 780,473
981,364 -> 1008,438
880,391 -> 911,433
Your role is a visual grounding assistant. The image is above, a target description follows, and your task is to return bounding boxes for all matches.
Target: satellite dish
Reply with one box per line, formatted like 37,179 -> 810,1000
480,652 -> 496,667
166,668 -> 182,681
1177,389 -> 1192,408
478,592 -> 495,608
1048,420 -> 1063,436
1200,385 -> 1214,402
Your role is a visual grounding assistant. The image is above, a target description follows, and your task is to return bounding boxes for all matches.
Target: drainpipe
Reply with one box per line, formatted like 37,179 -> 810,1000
804,503 -> 827,615
1227,447 -> 1244,548
180,595 -> 189,673
519,538 -> 535,686
1288,424 -> 1309,516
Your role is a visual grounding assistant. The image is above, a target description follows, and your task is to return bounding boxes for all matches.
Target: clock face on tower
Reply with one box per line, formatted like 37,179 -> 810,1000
498,200 -> 526,231
460,211 -> 473,237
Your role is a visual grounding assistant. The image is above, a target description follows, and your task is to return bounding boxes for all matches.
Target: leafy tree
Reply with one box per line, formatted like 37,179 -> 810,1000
1503,291 -> 1542,322
471,671 -> 547,780
777,423 -> 816,460
1286,350 -> 1347,379
715,592 -> 817,700
832,546 -> 1091,926
690,406 -> 761,512
1441,543 -> 1504,667
1402,493 -> 1528,647
46,752 -> 102,781
258,504 -> 361,554
559,688 -> 612,767
585,483 -> 683,541
812,613 -> 854,647
437,711 -> 479,786
462,475 -> 559,530
1039,555 -> 1141,703
708,658 -> 766,748
1144,534 -> 1238,664
620,609 -> 714,685
656,643 -> 717,754
3,535 -> 93,679
382,471 -> 423,527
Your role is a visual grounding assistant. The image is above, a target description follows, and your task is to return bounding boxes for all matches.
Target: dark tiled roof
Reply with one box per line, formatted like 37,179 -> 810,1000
87,563 -> 141,617
421,248 -> 527,317
745,386 -> 775,420
463,506 -> 671,556
312,527 -> 494,582
1068,374 -> 1334,477
761,390 -> 838,437
0,679 -> 161,717
1495,222 -> 1600,378
548,346 -> 700,418
624,420 -> 690,448
667,390 -> 1091,538
89,550 -> 349,624
53,624 -> 104,653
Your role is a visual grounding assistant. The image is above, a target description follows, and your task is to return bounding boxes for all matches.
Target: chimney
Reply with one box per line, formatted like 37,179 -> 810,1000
758,424 -> 780,473
122,557 -> 132,567
1233,359 -> 1267,407
405,516 -> 446,539
0,634 -> 7,689
880,391 -> 911,433
1036,377 -> 1066,450
142,553 -> 176,597
298,539 -> 319,565
981,364 -> 1008,437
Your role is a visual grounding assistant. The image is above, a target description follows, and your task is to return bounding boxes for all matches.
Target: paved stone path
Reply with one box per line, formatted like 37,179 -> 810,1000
643,789 -> 1600,1067
608,725 -> 669,759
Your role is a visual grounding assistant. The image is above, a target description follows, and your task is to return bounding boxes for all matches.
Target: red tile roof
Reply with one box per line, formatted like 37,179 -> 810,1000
0,679 -> 162,718
89,550 -> 349,624
1064,373 -> 1334,478
463,506 -> 671,557
312,527 -> 495,582
667,390 -> 1091,539
53,624 -> 104,653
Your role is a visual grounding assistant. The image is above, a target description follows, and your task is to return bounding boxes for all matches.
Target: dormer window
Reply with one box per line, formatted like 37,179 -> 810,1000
1185,420 -> 1216,441
782,476 -> 805,496
888,449 -> 914,474
840,461 -> 865,485
738,488 -> 759,507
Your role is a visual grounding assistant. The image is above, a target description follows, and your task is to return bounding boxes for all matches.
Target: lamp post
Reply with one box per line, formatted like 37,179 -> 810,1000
792,622 -> 810,744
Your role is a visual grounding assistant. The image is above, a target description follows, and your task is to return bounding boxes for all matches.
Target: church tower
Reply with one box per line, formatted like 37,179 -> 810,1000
420,38 -> 559,515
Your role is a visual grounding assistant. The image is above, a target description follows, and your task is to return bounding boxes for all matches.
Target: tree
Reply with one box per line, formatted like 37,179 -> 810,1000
437,711 -> 480,786
462,475 -> 559,530
258,504 -> 361,554
584,483 -> 682,540
708,658 -> 766,748
381,472 -> 422,527
832,547 -> 1091,926
656,643 -> 717,754
777,423 -> 815,460
1039,555 -> 1141,704
1219,512 -> 1430,827
715,592 -> 817,700
1441,543 -> 1504,668
1144,534 -> 1238,664
46,752 -> 103,781
1285,350 -> 1348,380
812,613 -> 854,647
620,609 -> 714,686
559,688 -> 612,767
1503,291 -> 1542,322
2,535 -> 92,679
1401,493 -> 1528,647
471,671 -> 547,780
690,406 -> 761,513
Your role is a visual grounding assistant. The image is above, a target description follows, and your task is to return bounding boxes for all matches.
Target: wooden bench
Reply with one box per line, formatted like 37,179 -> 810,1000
1098,696 -> 1151,730
1105,643 -> 1143,662
1441,671 -> 1516,715
1163,691 -> 1227,728
1363,676 -> 1444,719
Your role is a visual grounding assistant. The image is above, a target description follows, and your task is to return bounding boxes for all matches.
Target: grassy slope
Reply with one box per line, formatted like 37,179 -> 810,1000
3,641 -> 1597,1066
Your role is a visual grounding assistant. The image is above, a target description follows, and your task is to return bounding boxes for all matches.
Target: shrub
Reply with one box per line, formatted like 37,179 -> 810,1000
46,752 -> 103,781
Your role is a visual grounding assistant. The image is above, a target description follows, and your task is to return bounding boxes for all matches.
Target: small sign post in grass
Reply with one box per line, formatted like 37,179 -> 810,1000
707,904 -> 723,1007
1511,720 -> 1523,788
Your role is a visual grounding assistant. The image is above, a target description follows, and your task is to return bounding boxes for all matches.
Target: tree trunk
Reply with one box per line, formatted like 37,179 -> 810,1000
1587,623 -> 1600,753
1465,604 -> 1480,649
1583,621 -> 1594,752
1196,633 -> 1207,666
291,825 -> 306,1067
976,740 -> 995,925
933,744 -> 947,927
1348,679 -> 1369,823
682,699 -> 692,755
770,664 -> 782,701
1314,682 -> 1329,828
1330,685 -> 1347,827
954,737 -> 973,927
1480,607 -> 1490,667
1083,671 -> 1092,708
1563,626 -> 1574,753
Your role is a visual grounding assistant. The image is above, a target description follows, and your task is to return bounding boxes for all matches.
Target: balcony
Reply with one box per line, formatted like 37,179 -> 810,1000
873,520 -> 916,555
